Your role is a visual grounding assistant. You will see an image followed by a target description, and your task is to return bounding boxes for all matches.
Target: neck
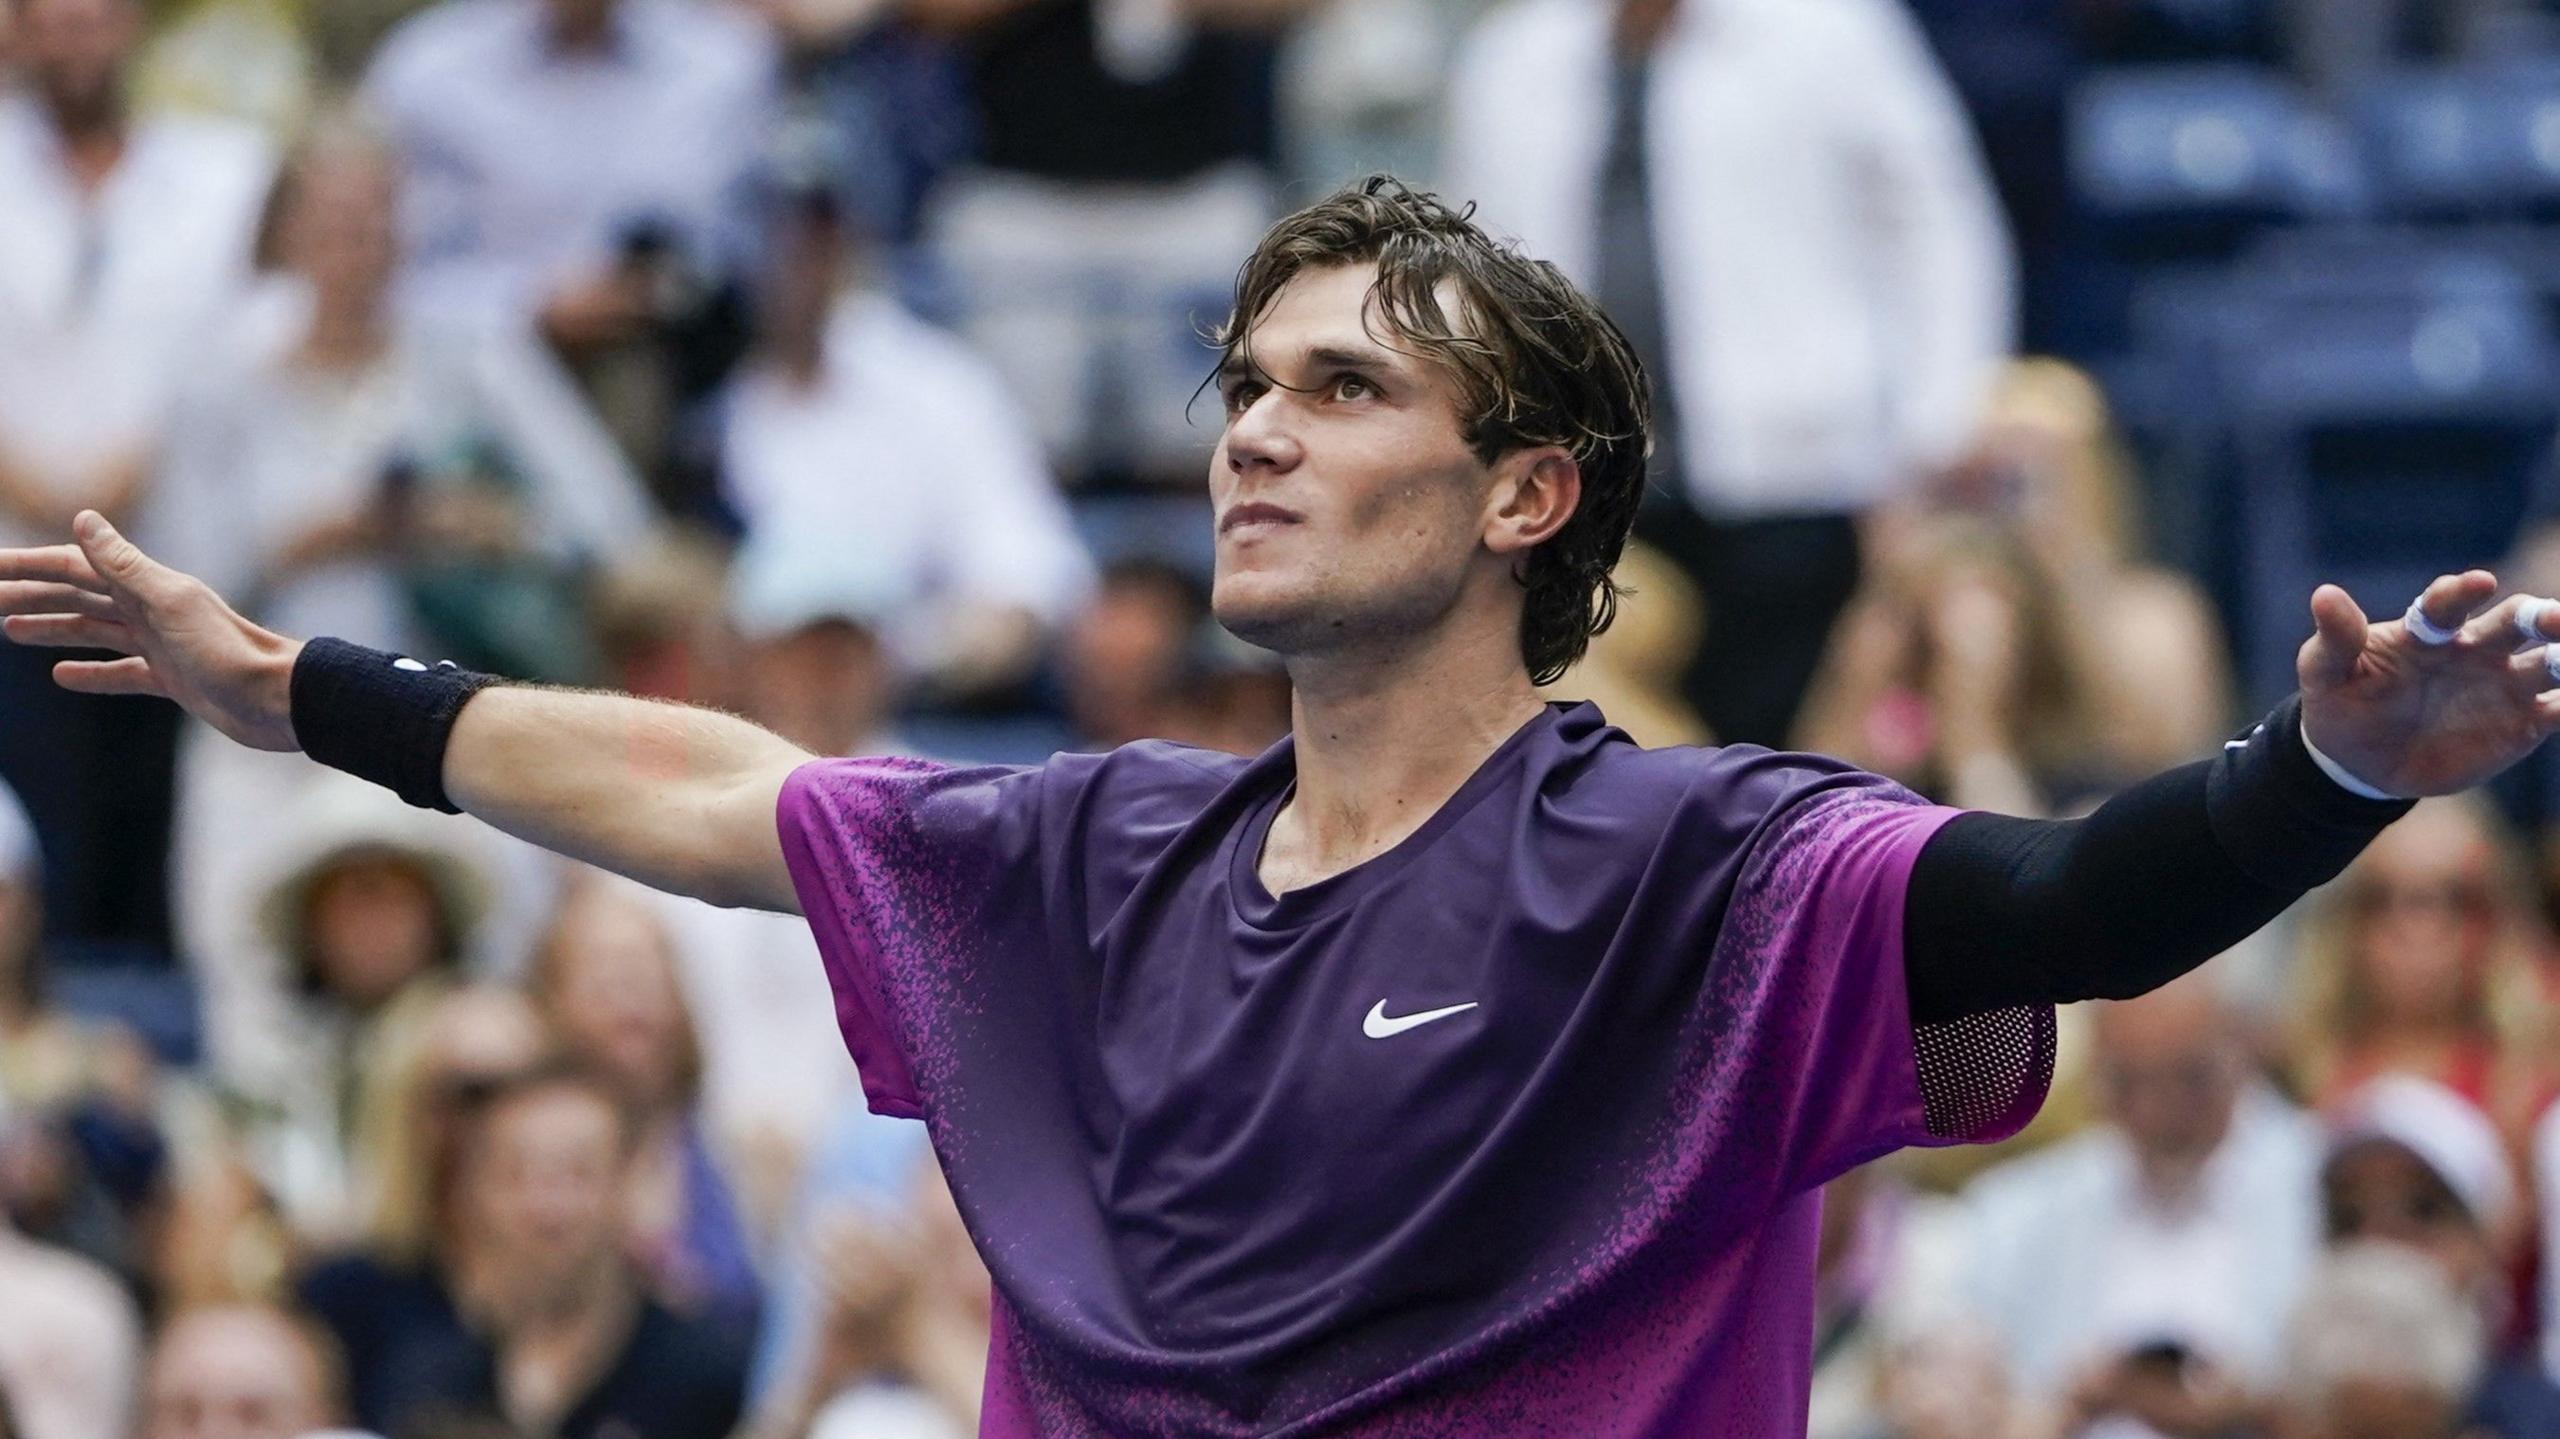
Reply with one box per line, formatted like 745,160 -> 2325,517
301,298 -> 389,370
1278,607 -> 1544,872
46,99 -> 127,189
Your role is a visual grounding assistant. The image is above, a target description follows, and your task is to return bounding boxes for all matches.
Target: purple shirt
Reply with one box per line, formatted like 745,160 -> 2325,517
779,702 -> 2052,1436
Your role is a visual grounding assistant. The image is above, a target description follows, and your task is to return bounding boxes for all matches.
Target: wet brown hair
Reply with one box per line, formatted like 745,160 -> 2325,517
1210,175 -> 1653,685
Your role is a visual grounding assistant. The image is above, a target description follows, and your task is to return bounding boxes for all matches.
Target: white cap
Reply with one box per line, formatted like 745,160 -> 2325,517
726,526 -> 925,643
2326,1074 -> 2518,1236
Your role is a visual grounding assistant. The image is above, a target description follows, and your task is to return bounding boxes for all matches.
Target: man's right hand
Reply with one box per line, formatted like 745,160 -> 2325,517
0,510 -> 305,751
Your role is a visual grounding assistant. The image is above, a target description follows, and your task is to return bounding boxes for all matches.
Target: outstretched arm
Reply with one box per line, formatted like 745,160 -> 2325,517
0,513 -> 810,913
1906,571 -> 2560,1022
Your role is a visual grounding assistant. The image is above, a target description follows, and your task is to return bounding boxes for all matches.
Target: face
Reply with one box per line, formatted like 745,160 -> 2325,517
2341,810 -> 2498,1031
2320,1142 -> 2493,1295
744,620 -> 892,758
280,150 -> 400,311
12,0 -> 138,126
461,1084 -> 627,1288
143,1309 -> 331,1439
1209,263 -> 1563,669
2092,983 -> 2242,1181
305,854 -> 445,1009
542,898 -> 689,1107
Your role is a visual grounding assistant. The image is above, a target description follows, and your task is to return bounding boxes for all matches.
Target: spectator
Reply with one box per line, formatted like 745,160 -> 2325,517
1793,515 -> 2097,816
1061,558 -> 1213,751
910,0 -> 1326,491
1550,539 -> 1708,751
296,984 -> 548,1436
759,1153 -> 988,1439
2319,1076 -> 2560,1437
0,1211 -> 141,1439
2276,1242 -> 2489,1439
153,122 -> 654,672
0,780 -> 166,1290
0,0 -> 274,958
587,530 -> 745,707
1959,972 -> 2320,1420
2287,798 -> 2550,1135
527,882 -> 760,1339
441,1061 -> 748,1439
140,1303 -> 342,1439
361,0 -> 779,493
2539,1098 -> 2560,1386
235,777 -> 496,1243
1922,359 -> 2234,782
719,185 -> 1093,705
728,531 -> 919,761
1446,0 -> 2013,748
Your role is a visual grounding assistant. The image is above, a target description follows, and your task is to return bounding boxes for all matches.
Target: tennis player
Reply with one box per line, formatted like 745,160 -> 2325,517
5,178 -> 2556,1436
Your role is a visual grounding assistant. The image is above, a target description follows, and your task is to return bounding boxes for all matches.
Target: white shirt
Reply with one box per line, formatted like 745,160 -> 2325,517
1955,1086 -> 2322,1398
719,290 -> 1096,665
1442,0 -> 2014,517
362,0 -> 778,323
0,1228 -> 141,1439
0,96 -> 274,547
149,278 -> 655,648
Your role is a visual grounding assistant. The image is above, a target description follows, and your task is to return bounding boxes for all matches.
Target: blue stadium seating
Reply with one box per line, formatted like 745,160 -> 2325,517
2071,64 -> 2366,242
2356,62 -> 2560,218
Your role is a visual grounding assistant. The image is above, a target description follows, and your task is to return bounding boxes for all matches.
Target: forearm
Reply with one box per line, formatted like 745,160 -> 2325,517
443,686 -> 811,911
1904,696 -> 2408,1022
289,638 -> 811,912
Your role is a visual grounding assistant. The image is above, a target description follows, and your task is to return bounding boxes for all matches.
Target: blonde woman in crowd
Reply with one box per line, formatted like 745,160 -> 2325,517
528,879 -> 762,1339
294,984 -> 547,1437
2287,797 -> 2555,1141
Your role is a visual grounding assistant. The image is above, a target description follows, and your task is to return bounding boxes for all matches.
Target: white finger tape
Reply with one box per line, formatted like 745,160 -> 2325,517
2404,600 -> 2459,647
2519,597 -> 2560,646
2545,645 -> 2560,686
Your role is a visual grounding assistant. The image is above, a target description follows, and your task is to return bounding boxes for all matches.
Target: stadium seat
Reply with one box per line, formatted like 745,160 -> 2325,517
2071,64 -> 2366,257
2218,261 -> 2560,706
2355,63 -> 2560,219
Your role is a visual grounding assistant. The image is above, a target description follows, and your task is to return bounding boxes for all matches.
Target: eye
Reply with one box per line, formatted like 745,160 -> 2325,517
1332,373 -> 1378,401
1222,379 -> 1267,415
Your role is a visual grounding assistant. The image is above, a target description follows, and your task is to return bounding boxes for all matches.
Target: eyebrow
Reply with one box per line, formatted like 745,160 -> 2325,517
1218,341 -> 1409,386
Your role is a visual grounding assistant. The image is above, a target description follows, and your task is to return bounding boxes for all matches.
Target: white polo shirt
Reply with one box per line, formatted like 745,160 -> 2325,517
0,95 -> 273,548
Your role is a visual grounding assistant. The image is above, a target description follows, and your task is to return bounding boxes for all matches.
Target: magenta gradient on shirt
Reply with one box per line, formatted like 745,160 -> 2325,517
780,704 -> 2053,1436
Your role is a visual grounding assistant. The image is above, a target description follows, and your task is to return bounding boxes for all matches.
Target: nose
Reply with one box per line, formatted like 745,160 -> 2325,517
1222,390 -> 1304,476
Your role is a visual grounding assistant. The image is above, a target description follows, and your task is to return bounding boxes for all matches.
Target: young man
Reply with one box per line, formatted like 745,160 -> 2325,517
4,177 -> 2557,1435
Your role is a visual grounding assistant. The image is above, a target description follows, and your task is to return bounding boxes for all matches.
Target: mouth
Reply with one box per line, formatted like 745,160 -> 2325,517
1220,502 -> 1302,536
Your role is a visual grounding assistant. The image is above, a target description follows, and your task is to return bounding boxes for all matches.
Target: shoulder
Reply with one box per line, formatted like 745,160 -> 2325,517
1724,0 -> 1936,69
1546,705 -> 1920,842
0,1233 -> 134,1340
832,294 -> 1016,411
1042,739 -> 1254,827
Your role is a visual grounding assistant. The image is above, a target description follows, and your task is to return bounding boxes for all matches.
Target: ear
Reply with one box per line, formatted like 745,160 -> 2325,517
1483,447 -> 1582,558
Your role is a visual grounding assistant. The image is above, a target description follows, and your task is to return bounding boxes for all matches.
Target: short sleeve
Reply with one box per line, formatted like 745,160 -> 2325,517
1713,783 -> 2055,1194
776,756 -> 1044,1120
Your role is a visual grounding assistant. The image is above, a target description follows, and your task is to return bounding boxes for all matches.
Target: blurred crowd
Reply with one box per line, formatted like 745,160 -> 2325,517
3,1 -> 2560,1439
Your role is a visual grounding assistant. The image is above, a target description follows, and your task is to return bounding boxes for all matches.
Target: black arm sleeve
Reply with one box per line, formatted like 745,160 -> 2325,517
1904,695 -> 2413,1025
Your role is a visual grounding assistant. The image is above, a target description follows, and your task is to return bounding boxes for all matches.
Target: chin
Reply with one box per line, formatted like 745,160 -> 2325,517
1212,580 -> 1329,659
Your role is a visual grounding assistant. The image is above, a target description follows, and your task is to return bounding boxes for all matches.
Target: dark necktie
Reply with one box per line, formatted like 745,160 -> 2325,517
1591,54 -> 1684,503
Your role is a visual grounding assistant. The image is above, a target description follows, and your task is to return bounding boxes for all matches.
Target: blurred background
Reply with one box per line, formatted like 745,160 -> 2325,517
3,1 -> 2560,1437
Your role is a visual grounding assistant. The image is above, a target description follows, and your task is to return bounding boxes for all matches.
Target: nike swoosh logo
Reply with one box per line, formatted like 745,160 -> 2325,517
1363,1000 -> 1479,1040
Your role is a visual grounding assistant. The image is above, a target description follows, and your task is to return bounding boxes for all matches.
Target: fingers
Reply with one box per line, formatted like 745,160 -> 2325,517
51,656 -> 161,698
69,511 -> 185,609
0,545 -> 109,593
2413,570 -> 2499,638
0,583 -> 120,621
2458,590 -> 2560,649
2303,584 -> 2371,689
1,614 -> 137,653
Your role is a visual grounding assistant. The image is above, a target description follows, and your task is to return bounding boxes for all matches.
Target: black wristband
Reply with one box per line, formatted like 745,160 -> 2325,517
290,638 -> 502,814
2205,693 -> 2414,893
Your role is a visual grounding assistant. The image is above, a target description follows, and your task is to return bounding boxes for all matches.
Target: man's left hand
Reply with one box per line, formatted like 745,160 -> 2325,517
2298,570 -> 2560,798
